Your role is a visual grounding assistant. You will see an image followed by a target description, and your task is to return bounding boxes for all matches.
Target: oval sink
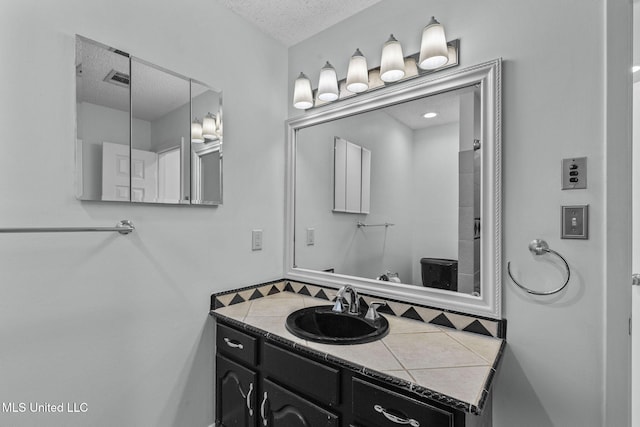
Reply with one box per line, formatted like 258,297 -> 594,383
285,305 -> 389,345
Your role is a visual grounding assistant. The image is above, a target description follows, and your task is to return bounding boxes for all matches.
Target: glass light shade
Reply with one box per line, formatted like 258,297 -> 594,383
202,113 -> 217,139
293,72 -> 313,109
191,120 -> 204,143
317,62 -> 339,102
418,17 -> 449,70
346,49 -> 369,93
380,34 -> 405,82
215,113 -> 222,136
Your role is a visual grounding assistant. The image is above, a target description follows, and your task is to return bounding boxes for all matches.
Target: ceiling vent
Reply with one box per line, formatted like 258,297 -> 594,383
104,69 -> 130,88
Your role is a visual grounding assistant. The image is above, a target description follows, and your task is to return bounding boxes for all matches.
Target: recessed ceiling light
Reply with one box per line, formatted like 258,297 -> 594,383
633,65 -> 640,73
423,112 -> 438,119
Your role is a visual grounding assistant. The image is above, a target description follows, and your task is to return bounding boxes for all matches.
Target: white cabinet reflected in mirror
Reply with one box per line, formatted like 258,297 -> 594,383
333,137 -> 370,214
75,35 -> 223,205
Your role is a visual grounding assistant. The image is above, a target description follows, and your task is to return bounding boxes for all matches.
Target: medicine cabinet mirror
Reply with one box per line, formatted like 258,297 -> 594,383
75,36 -> 223,205
285,59 -> 502,318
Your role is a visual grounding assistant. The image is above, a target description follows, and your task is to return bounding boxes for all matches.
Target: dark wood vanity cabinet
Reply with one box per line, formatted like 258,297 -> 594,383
216,354 -> 257,427
215,320 -> 488,427
261,379 -> 340,427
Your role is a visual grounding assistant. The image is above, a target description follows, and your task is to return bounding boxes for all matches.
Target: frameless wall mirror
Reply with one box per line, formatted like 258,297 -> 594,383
75,36 -> 223,205
191,81 -> 223,205
286,59 -> 502,318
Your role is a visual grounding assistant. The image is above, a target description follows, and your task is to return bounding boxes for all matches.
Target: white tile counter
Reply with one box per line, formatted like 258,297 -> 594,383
213,290 -> 504,411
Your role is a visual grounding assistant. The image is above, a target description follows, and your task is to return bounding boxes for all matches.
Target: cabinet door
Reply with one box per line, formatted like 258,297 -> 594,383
260,379 -> 339,427
216,354 -> 257,427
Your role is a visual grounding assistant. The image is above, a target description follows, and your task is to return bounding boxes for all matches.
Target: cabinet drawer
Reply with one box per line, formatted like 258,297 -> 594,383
262,342 -> 340,407
217,323 -> 258,366
352,378 -> 454,427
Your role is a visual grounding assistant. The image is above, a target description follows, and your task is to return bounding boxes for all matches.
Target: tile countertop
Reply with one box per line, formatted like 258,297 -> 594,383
212,289 -> 505,415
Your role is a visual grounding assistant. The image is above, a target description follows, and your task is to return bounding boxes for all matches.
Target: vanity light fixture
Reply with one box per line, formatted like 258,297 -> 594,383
191,118 -> 205,143
418,16 -> 449,70
291,18 -> 459,110
317,61 -> 340,102
293,72 -> 314,109
379,34 -> 405,82
423,112 -> 438,119
202,112 -> 219,140
345,49 -> 369,93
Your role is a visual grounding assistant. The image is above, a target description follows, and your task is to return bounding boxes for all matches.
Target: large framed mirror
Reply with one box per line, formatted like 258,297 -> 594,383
285,59 -> 502,318
75,36 -> 223,205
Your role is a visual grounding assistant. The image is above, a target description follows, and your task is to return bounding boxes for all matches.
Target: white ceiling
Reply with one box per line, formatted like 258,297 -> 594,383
215,0 -> 383,46
382,86 -> 478,131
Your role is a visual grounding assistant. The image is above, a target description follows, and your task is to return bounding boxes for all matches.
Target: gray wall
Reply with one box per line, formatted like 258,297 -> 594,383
411,123 -> 459,286
295,110 -> 414,282
288,0 -> 631,426
0,1 -> 287,426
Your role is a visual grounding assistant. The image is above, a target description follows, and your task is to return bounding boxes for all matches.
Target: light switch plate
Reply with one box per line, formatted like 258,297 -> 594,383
561,205 -> 588,239
562,157 -> 587,190
252,229 -> 263,250
306,228 -> 315,246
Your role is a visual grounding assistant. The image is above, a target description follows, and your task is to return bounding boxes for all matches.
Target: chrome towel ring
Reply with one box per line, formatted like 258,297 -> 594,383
507,239 -> 571,296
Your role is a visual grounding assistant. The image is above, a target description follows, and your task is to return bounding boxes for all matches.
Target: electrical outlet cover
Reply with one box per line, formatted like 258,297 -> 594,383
561,157 -> 587,190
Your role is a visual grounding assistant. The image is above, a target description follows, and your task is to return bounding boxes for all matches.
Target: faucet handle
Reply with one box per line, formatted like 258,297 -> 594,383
365,301 -> 387,321
332,297 -> 347,313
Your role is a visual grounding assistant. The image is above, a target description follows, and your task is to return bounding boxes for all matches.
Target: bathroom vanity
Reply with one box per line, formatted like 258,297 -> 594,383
211,280 -> 505,427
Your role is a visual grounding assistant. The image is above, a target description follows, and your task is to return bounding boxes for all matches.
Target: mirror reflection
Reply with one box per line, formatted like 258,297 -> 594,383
75,36 -> 223,205
131,59 -> 191,203
294,86 -> 481,295
191,81 -> 223,205
76,38 -> 130,201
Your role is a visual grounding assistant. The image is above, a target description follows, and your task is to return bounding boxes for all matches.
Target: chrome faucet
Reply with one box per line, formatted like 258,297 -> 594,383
332,285 -> 360,315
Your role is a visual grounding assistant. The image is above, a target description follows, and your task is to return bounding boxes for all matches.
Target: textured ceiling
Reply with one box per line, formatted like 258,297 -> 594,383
76,38 -> 213,122
215,0 -> 383,46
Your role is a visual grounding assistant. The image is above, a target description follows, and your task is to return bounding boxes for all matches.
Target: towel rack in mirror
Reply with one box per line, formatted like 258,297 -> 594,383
356,221 -> 395,228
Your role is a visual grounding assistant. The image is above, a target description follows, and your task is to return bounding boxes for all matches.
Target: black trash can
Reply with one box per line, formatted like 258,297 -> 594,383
420,258 -> 458,291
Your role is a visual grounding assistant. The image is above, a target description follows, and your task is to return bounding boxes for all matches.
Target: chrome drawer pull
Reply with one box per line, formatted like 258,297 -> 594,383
246,382 -> 254,416
224,337 -> 244,349
374,404 -> 420,427
260,392 -> 268,426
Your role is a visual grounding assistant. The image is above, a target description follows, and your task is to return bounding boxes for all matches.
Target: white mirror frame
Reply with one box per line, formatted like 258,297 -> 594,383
284,59 -> 502,319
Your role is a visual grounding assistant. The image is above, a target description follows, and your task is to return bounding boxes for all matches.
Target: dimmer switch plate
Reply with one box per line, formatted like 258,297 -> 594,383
562,157 -> 587,190
561,205 -> 588,239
